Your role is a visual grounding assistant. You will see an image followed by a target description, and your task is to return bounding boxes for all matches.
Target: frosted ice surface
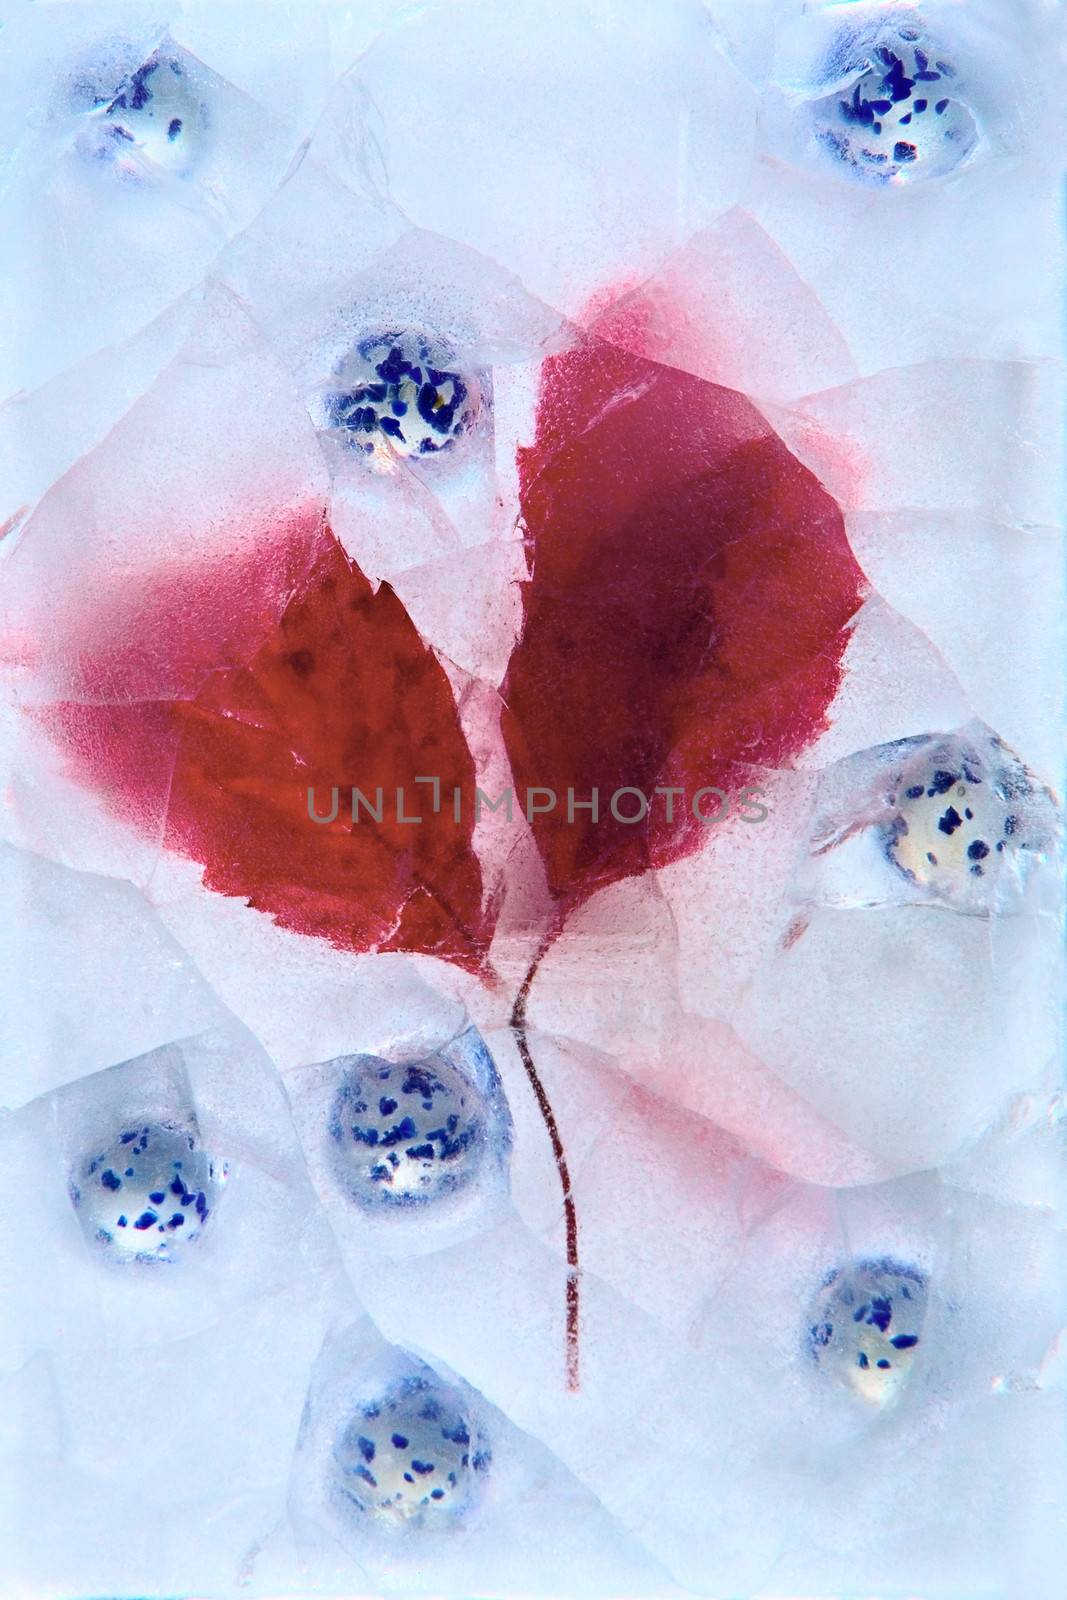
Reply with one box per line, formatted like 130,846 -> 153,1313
586,207 -> 860,406
0,18 -> 302,399
733,903 -> 1062,1176
0,283 -> 329,703
744,0 -> 1066,384
843,512 -> 1064,779
0,844 -> 229,1109
0,288 -> 201,537
341,0 -> 758,315
798,593 -> 973,767
0,1 -> 1063,1597
775,359 -> 1062,528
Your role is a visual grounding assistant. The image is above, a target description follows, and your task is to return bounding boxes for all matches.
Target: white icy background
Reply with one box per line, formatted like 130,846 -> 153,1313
0,1 -> 1064,1596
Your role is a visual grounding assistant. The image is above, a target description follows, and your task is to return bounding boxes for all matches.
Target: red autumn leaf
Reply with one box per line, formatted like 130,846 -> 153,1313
501,336 -> 866,909
46,525 -> 494,969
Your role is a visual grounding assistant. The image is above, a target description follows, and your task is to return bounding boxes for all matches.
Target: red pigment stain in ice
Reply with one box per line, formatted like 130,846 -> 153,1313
72,507 -> 325,703
583,257 -> 868,532
501,330 -> 866,910
0,506 -> 29,545
45,525 -> 493,970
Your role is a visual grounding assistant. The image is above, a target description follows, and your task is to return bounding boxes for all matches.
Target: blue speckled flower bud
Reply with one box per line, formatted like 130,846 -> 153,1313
809,1258 -> 929,1407
328,1052 -> 492,1210
70,1121 -> 227,1262
332,1370 -> 490,1530
321,330 -> 481,463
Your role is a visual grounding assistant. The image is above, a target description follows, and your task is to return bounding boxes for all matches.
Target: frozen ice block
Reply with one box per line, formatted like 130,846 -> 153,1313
0,2 -> 1063,1597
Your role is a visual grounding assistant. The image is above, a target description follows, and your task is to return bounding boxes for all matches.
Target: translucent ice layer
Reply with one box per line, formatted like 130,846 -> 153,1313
0,2 -> 1063,1597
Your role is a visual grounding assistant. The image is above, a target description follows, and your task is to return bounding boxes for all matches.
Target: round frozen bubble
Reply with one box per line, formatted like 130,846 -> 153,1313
809,1258 -> 928,1407
883,736 -> 1049,906
811,32 -> 978,184
321,331 -> 481,465
85,53 -> 207,176
333,1370 -> 490,1531
328,1054 -> 491,1210
70,1121 -> 227,1262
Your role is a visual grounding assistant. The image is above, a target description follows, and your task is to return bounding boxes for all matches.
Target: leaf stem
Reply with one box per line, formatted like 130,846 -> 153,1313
510,931 -> 580,1391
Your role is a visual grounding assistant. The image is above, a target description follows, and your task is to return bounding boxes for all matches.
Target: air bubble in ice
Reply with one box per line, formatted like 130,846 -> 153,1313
811,33 -> 977,184
328,1053 -> 491,1210
320,331 -> 481,465
332,1369 -> 490,1530
808,1258 -> 928,1407
70,1121 -> 227,1262
83,53 -> 207,177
